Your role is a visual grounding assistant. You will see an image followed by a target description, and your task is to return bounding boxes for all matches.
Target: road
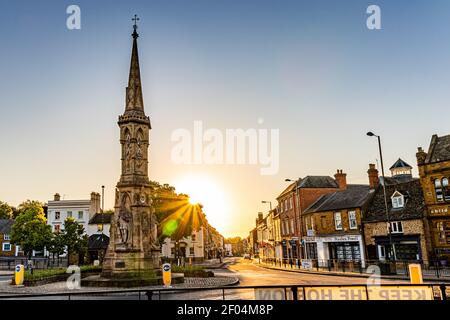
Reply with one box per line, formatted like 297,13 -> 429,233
2,258 -> 405,300
158,257 -> 403,300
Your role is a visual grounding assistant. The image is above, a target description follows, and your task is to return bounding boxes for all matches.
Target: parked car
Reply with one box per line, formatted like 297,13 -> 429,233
243,254 -> 251,260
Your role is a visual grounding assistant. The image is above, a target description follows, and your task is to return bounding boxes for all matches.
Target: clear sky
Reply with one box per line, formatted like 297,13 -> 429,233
1,0 -> 450,237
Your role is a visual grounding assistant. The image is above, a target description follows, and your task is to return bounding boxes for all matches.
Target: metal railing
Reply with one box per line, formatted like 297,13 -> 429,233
0,257 -> 68,270
259,258 -> 450,279
0,283 -> 447,300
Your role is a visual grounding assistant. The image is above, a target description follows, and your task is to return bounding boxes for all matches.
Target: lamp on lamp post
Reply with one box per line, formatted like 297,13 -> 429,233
366,131 -> 396,261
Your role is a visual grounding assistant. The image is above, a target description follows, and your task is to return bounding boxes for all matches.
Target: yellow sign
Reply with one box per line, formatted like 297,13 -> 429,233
255,285 -> 435,300
367,286 -> 434,300
409,264 -> 423,284
301,286 -> 367,300
15,264 -> 24,286
162,263 -> 171,287
255,288 -> 293,300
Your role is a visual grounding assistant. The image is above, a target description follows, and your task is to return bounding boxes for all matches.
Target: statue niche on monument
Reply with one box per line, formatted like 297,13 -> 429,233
117,193 -> 133,248
124,130 -> 133,173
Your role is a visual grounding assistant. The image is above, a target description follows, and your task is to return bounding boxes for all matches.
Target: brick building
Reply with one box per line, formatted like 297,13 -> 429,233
417,134 -> 450,261
277,175 -> 342,262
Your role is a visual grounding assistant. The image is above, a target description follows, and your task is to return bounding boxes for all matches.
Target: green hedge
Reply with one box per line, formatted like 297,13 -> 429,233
170,264 -> 205,273
24,265 -> 102,281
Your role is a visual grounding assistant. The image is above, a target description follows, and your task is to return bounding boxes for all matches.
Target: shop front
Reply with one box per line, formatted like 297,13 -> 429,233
374,234 -> 422,261
304,234 -> 366,268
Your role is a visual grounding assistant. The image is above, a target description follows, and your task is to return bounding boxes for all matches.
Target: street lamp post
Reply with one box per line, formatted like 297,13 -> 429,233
367,132 -> 397,261
261,201 -> 272,211
285,178 -> 303,262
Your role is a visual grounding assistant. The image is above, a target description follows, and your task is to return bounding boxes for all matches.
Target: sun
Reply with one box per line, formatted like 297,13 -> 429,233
173,174 -> 228,232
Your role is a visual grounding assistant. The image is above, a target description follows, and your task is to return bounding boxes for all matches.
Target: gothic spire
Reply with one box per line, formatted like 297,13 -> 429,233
125,15 -> 144,112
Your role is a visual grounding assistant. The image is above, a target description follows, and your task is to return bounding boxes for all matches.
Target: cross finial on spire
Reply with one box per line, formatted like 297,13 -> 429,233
132,14 -> 140,39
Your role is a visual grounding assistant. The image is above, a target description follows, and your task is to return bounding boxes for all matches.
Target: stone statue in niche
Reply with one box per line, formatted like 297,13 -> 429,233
117,193 -> 132,245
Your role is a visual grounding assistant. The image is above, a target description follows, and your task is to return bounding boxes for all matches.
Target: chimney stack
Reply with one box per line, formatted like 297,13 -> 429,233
367,164 -> 379,189
54,193 -> 60,201
334,169 -> 347,190
416,147 -> 427,166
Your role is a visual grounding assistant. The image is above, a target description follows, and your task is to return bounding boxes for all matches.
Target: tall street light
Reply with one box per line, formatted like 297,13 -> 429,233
261,200 -> 272,211
367,132 -> 396,261
285,178 -> 303,261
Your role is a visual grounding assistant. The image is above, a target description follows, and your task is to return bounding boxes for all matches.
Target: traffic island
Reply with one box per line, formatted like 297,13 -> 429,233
81,273 -> 184,288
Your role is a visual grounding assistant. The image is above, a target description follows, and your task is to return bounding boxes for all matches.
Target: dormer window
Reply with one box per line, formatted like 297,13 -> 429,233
391,191 -> 405,208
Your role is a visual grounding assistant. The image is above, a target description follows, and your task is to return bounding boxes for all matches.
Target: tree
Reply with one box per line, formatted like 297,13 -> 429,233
61,217 -> 88,265
0,201 -> 13,219
150,181 -> 207,264
17,200 -> 46,216
47,232 -> 65,266
10,203 -> 52,259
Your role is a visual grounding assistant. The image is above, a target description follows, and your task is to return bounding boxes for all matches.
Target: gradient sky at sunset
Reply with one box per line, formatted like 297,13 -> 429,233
2,0 -> 450,237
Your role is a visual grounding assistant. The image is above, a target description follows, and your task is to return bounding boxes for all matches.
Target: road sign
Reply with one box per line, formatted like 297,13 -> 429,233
15,264 -> 24,286
408,264 -> 423,284
162,263 -> 171,287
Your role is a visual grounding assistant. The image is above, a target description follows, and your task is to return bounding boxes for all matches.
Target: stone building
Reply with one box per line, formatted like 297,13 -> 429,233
363,160 -> 428,262
302,180 -> 372,268
417,134 -> 450,261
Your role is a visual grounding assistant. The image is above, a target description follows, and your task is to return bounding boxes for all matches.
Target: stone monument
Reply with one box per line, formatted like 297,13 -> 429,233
101,16 -> 161,279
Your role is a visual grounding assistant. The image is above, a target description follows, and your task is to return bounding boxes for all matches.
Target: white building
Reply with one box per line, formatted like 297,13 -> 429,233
224,243 -> 233,256
47,192 -> 101,234
161,227 -> 205,262
47,192 -> 111,261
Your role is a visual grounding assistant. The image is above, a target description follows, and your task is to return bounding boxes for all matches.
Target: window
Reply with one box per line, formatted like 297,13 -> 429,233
443,178 -> 450,202
285,199 -> 288,211
97,224 -> 104,232
290,219 -> 294,234
54,225 -> 61,233
55,211 -> 60,220
281,221 -> 285,235
67,211 -> 72,218
437,222 -> 446,244
2,243 -> 11,252
192,233 -> 196,242
435,179 -> 444,202
4,234 -> 10,241
334,212 -> 343,230
348,211 -> 357,230
78,211 -> 84,220
391,192 -> 405,208
389,221 -> 403,234
289,198 -> 293,210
